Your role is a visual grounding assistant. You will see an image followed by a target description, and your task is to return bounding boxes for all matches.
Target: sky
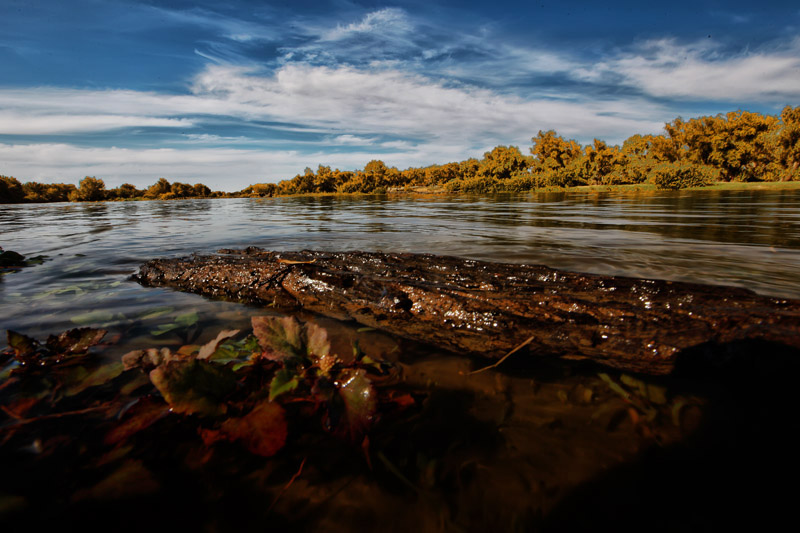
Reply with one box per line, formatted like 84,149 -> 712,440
0,0 -> 799,191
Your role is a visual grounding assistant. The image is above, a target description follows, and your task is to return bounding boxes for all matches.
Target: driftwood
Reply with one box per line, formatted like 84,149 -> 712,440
133,248 -> 800,375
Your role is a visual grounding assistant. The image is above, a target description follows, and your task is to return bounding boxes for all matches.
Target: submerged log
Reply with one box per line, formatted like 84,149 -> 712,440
133,249 -> 800,375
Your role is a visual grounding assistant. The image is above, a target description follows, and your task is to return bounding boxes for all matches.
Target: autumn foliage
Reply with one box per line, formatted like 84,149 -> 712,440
2,106 -> 799,203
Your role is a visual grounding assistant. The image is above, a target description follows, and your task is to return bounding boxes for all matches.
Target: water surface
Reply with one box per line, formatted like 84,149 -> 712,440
2,189 -> 799,346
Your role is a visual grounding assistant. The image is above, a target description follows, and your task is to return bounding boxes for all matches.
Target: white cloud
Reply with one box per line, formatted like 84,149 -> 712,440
330,134 -> 377,145
0,113 -> 192,134
320,8 -> 412,42
191,63 -> 666,144
581,38 -> 800,102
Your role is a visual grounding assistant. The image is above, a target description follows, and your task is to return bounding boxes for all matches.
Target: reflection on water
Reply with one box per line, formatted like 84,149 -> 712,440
2,190 -> 800,341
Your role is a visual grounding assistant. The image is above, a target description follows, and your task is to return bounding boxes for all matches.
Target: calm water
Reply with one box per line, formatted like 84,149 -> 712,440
3,189 -> 800,530
2,189 -> 800,349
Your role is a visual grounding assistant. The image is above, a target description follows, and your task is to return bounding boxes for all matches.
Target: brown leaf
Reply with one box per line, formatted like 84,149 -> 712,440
45,327 -> 107,356
197,329 -> 240,360
305,322 -> 338,373
204,401 -> 288,457
149,359 -> 236,416
104,397 -> 170,445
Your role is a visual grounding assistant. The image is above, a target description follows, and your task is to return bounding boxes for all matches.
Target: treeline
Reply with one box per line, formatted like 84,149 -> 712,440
2,107 -> 799,203
0,176 -> 221,204
241,106 -> 799,196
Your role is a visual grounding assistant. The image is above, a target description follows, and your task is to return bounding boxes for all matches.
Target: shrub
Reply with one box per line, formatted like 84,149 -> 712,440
649,162 -> 716,190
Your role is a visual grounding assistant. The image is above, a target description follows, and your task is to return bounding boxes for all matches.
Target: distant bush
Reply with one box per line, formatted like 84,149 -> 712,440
649,162 -> 715,190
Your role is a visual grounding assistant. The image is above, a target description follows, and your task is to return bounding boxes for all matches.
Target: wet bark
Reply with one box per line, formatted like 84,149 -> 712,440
133,248 -> 800,375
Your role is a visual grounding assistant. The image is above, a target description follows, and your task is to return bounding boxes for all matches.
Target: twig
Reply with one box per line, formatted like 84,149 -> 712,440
277,258 -> 317,265
464,336 -> 535,376
268,457 -> 307,512
0,403 -> 113,430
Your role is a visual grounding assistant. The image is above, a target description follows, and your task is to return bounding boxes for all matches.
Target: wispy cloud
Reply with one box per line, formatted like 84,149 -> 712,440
0,113 -> 192,134
319,8 -> 413,42
580,38 -> 800,102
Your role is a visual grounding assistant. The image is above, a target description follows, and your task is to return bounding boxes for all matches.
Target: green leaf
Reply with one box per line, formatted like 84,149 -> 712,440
269,368 -> 300,401
70,310 -> 115,326
149,359 -> 236,416
139,306 -> 174,320
7,330 -> 39,358
252,315 -> 304,362
175,312 -> 199,327
337,368 -> 377,440
151,323 -> 180,336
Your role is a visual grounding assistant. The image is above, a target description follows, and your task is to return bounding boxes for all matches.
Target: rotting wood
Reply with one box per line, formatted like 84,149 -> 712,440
133,248 -> 800,375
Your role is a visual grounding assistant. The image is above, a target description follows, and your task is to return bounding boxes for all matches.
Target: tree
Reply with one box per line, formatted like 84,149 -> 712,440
114,183 -> 141,199
192,183 -> 212,197
774,105 -> 800,180
0,176 -> 26,203
145,178 -> 172,199
479,146 -> 531,181
530,130 -> 582,171
71,176 -> 107,202
170,182 -> 194,198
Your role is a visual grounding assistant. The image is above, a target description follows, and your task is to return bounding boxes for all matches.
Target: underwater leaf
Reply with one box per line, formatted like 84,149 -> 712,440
269,368 -> 300,401
206,400 -> 288,457
305,322 -> 337,373
252,315 -> 304,362
175,311 -> 199,327
337,369 -> 377,440
149,359 -> 236,416
139,306 -> 174,320
65,362 -> 124,396
71,460 -> 159,501
197,329 -> 240,360
104,397 -> 170,445
69,310 -> 115,326
7,330 -> 39,358
150,323 -> 181,336
45,327 -> 107,355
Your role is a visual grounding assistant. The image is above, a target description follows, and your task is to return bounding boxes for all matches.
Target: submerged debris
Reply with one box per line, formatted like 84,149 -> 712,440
134,249 -> 800,374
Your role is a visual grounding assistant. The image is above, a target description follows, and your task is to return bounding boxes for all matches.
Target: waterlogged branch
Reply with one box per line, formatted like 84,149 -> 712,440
134,249 -> 800,375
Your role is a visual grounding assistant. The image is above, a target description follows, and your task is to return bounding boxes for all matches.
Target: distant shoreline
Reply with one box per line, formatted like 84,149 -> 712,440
3,180 -> 800,205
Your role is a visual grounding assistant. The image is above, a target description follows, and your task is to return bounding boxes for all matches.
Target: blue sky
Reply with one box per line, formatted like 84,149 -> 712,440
1,0 -> 798,191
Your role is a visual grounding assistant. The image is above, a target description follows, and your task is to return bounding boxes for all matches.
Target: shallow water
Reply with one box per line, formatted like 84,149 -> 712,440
2,190 -> 799,530
2,189 -> 799,345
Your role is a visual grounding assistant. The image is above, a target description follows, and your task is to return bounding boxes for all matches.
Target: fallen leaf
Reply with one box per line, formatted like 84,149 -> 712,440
149,359 -> 236,416
69,310 -> 115,326
252,316 -> 303,362
209,401 -> 288,457
197,329 -> 240,360
65,362 -> 124,396
71,460 -> 159,501
305,322 -> 337,373
45,327 -> 107,356
337,369 -> 377,441
104,397 -> 170,445
269,368 -> 300,401
7,330 -> 38,359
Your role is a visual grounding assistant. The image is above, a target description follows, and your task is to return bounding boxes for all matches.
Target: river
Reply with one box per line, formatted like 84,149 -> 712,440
2,189 -> 799,530
2,189 -> 799,347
